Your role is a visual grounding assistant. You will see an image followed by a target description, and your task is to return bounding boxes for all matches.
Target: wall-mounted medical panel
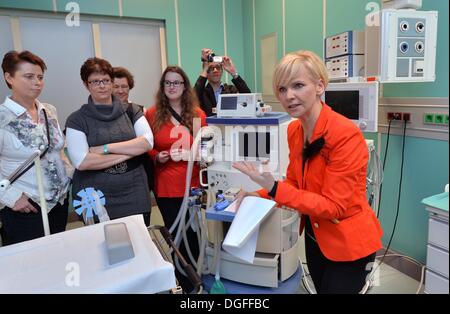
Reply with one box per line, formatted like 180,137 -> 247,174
379,9 -> 438,83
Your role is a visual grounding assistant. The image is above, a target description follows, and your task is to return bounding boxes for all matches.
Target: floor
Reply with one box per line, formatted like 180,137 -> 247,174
152,206 -> 425,294
296,232 -> 425,294
55,206 -> 427,294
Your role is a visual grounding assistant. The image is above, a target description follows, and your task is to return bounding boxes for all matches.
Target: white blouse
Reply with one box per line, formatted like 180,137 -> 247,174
0,97 -> 72,210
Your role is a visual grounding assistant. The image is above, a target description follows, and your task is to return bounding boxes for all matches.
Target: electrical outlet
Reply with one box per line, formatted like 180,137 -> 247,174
402,113 -> 411,122
387,112 -> 403,121
434,114 -> 444,124
387,112 -> 411,122
423,113 -> 434,124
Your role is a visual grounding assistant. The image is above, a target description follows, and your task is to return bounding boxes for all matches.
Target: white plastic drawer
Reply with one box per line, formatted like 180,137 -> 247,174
426,245 -> 449,277
425,270 -> 449,294
428,217 -> 449,250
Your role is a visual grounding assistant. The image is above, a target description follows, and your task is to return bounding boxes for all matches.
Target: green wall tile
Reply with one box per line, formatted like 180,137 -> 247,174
177,0 -> 225,83
285,0 -> 323,57
225,0 -> 245,83
242,0 -> 256,91
57,0 -> 119,17
326,0 -> 379,36
377,135 -> 448,262
0,0 -> 54,12
254,0 -> 283,93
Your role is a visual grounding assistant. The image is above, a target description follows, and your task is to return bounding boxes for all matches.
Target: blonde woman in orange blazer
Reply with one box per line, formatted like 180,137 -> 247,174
233,50 -> 383,294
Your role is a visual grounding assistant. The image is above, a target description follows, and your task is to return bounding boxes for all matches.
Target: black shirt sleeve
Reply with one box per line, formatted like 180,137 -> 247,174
231,75 -> 251,93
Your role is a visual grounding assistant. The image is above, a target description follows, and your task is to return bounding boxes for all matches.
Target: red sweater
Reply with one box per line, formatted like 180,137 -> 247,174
145,106 -> 207,197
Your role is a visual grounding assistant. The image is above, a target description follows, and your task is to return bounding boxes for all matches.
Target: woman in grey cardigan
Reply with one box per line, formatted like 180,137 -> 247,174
65,57 -> 153,223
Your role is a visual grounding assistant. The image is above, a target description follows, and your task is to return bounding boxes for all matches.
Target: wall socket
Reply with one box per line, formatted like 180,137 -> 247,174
423,113 -> 450,125
387,112 -> 411,122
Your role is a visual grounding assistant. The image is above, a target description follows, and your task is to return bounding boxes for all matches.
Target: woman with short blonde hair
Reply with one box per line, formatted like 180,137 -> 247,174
234,50 -> 383,294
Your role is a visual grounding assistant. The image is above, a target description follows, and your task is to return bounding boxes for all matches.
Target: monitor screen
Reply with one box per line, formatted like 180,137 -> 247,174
220,96 -> 238,110
325,90 -> 359,120
238,131 -> 270,159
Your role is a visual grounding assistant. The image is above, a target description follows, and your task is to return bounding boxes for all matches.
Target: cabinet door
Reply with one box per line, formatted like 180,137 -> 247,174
427,244 -> 449,277
428,217 -> 449,250
425,270 -> 449,294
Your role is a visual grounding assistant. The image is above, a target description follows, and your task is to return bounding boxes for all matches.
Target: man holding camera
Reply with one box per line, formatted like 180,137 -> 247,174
194,48 -> 251,116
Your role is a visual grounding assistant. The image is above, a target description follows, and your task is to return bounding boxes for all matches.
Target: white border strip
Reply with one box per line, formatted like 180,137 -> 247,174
10,17 -> 22,51
118,0 -> 123,17
174,0 -> 181,66
92,23 -> 102,58
52,0 -> 57,12
159,26 -> 168,72
282,0 -> 286,56
223,0 -> 229,83
252,0 -> 257,92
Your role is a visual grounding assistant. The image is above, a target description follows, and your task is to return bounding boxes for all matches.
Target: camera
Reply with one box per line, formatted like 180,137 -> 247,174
207,53 -> 223,63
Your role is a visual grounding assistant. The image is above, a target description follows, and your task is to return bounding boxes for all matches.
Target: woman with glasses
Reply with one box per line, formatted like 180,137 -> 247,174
145,66 -> 206,292
0,50 -> 71,245
65,57 -> 154,223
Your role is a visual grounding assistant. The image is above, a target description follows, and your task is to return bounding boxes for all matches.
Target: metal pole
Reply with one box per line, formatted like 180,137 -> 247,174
34,157 -> 50,236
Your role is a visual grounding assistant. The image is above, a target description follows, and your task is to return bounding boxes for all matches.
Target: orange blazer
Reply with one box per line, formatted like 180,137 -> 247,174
258,103 -> 383,261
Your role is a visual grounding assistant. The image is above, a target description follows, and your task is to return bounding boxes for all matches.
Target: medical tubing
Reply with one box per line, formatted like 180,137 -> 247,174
196,208 -> 211,275
170,127 -> 210,274
159,226 -> 202,290
194,187 -> 216,276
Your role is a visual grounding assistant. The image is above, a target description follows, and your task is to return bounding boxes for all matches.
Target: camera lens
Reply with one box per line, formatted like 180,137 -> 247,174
207,53 -> 216,62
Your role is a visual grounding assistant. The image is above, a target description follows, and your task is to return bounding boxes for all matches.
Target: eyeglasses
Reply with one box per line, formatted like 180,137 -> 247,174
164,80 -> 184,88
207,65 -> 222,73
88,79 -> 111,86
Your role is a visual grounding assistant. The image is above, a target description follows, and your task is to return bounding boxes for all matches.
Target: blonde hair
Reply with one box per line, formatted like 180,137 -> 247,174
272,50 -> 329,98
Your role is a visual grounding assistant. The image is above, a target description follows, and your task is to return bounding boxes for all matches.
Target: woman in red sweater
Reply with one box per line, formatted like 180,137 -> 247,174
145,66 -> 206,292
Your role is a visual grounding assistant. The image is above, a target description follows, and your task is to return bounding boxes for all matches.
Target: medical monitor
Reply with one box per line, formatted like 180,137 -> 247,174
217,93 -> 263,118
324,81 -> 379,132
